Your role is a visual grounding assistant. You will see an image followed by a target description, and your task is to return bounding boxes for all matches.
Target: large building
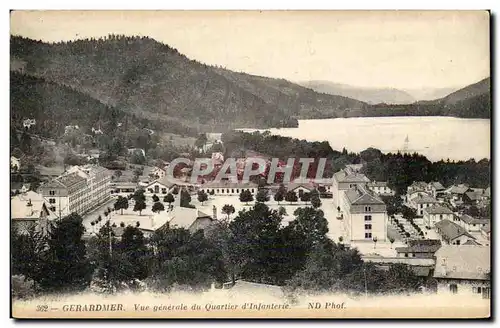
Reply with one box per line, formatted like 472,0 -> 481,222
39,165 -> 111,217
332,167 -> 371,210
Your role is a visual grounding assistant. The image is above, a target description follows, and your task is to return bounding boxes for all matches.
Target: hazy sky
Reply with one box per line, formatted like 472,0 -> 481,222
10,10 -> 490,89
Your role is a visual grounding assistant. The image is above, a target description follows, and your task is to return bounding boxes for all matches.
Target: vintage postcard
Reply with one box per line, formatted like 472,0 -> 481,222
10,10 -> 491,319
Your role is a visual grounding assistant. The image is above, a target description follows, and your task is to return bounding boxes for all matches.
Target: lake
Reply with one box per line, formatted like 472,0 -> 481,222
238,116 -> 490,162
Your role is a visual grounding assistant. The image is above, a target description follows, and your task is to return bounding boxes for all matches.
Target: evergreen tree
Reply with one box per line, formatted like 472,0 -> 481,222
197,190 -> 208,205
133,199 -> 147,215
114,196 -> 129,215
221,204 -> 235,220
38,213 -> 92,292
164,193 -> 175,205
256,189 -> 270,203
285,190 -> 298,204
239,189 -> 254,205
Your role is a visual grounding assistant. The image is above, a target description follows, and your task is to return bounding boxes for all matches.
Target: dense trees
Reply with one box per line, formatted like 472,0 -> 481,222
152,202 -> 165,214
255,189 -> 270,203
36,214 -> 92,292
197,190 -> 208,205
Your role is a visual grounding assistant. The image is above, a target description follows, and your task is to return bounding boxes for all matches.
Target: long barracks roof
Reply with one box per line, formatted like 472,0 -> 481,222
412,194 -> 439,204
459,214 -> 490,225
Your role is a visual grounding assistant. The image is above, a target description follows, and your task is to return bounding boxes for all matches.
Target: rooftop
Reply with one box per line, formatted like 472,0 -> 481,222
433,245 -> 490,280
344,186 -> 385,206
428,181 -> 445,190
57,173 -> 87,188
423,204 -> 453,215
434,219 -> 475,241
333,169 -> 370,183
459,214 -> 490,225
11,191 -> 57,220
167,207 -> 213,230
445,184 -> 470,195
368,181 -> 388,187
413,194 -> 439,204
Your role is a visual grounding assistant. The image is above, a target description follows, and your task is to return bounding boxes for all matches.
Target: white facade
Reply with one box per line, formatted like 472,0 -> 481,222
40,165 -> 111,217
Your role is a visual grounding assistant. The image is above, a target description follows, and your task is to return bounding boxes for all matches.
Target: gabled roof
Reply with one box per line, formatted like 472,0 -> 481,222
433,246 -> 490,280
413,194 -> 439,204
345,188 -> 385,205
168,207 -> 213,230
464,192 -> 482,201
434,219 -> 475,241
423,204 -> 453,215
445,184 -> 470,194
287,182 -> 315,192
463,239 -> 482,246
429,181 -> 445,190
11,191 -> 57,220
333,170 -> 370,183
408,181 -> 427,191
459,214 -> 490,225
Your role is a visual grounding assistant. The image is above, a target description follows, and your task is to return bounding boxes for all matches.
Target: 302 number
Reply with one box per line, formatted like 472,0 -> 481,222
36,305 -> 48,312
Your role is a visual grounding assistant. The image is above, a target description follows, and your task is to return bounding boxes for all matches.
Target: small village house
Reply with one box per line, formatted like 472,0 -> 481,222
434,219 -> 476,245
458,214 -> 490,232
11,191 -> 58,236
395,239 -> 442,259
11,156 -> 21,171
422,204 -> 454,227
409,193 -> 440,216
367,181 -> 395,196
433,246 -> 490,299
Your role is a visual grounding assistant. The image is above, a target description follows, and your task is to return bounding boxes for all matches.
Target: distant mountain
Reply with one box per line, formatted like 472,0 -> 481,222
369,77 -> 491,119
10,35 -> 368,135
403,87 -> 460,102
300,81 -> 416,104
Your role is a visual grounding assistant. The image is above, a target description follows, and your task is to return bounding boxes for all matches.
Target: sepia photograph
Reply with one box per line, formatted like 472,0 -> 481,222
9,10 -> 491,319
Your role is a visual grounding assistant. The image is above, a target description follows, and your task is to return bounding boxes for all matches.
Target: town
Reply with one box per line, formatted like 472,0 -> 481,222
10,130 -> 491,300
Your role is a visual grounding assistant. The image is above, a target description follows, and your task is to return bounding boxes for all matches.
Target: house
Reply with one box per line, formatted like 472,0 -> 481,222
407,181 -> 428,195
463,191 -> 483,206
11,156 -> 20,171
444,184 -> 472,205
409,193 -> 439,216
434,219 -> 476,245
395,239 -> 441,259
422,204 -> 454,227
367,181 -> 395,196
458,214 -> 490,232
199,181 -> 258,196
64,125 -> 79,134
11,182 -> 31,195
145,176 -> 195,196
286,181 -> 315,198
110,182 -> 138,198
127,148 -> 146,158
147,166 -> 166,180
426,181 -> 446,199
23,118 -> 36,129
11,191 -> 58,236
433,246 -> 490,298
164,207 -> 214,234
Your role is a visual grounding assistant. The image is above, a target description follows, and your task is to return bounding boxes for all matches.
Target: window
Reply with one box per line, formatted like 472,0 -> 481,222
456,240 -> 461,245
365,232 -> 372,239
365,206 -> 371,212
449,284 -> 458,294
412,253 -> 416,257
482,287 -> 491,299
216,189 -> 219,193
162,188 -> 166,194
49,190 -> 56,196
473,224 -> 476,227
232,189 -> 235,194
221,189 -> 225,194
472,287 -> 482,294
154,185 -> 159,193
236,189 -> 239,193
440,214 -> 443,220
365,224 -> 372,230
49,198 -> 56,204
364,215 -> 372,221
404,253 -> 408,258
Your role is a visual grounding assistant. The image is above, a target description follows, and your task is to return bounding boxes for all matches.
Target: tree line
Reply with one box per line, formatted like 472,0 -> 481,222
12,202 -> 429,298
